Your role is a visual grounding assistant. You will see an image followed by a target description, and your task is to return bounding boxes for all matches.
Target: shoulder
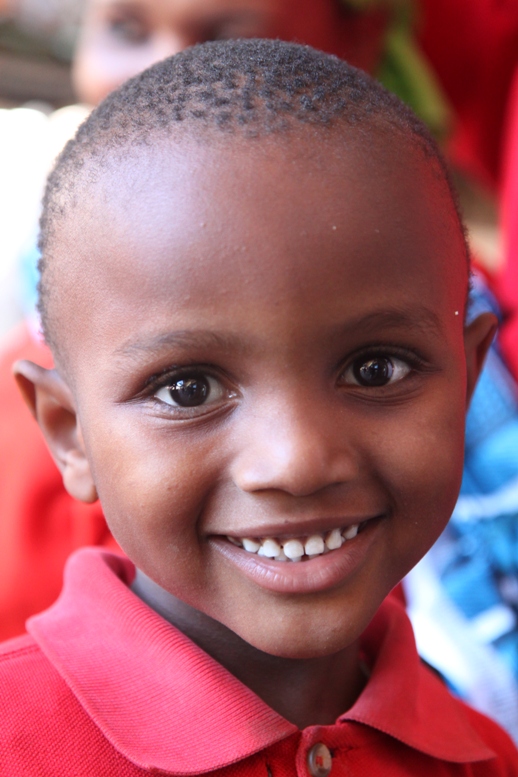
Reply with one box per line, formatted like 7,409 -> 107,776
0,632 -> 57,696
357,598 -> 518,774
0,633 -> 79,746
0,633 -> 135,776
458,701 -> 518,776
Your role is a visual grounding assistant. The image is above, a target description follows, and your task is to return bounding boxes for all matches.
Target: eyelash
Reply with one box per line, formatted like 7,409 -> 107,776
145,366 -> 237,416
339,346 -> 427,389
143,346 -> 427,416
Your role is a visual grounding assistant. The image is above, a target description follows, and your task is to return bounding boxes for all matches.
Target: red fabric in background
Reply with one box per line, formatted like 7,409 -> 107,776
0,324 -> 119,641
418,0 -> 518,190
417,0 -> 518,377
498,69 -> 518,380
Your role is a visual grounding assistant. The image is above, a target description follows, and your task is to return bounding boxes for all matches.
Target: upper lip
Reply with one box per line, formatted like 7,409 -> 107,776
210,514 -> 383,539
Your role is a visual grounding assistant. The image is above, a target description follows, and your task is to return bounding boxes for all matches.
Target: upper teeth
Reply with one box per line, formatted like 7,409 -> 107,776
227,524 -> 360,562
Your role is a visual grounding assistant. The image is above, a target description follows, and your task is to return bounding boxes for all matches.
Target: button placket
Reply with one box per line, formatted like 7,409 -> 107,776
307,742 -> 333,777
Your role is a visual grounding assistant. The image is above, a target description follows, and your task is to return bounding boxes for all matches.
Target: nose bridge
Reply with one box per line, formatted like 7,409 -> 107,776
231,386 -> 359,497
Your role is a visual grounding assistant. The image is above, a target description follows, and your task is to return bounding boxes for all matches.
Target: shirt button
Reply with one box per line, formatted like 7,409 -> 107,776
307,743 -> 332,777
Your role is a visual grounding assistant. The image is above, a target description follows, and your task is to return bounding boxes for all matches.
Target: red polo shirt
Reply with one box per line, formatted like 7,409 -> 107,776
1,549 -> 517,775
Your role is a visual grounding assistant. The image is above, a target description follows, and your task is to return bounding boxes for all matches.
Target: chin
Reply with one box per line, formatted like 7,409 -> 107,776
236,620 -> 361,660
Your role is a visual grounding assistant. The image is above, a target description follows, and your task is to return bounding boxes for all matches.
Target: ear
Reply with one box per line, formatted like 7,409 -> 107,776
13,360 -> 98,503
464,312 -> 499,406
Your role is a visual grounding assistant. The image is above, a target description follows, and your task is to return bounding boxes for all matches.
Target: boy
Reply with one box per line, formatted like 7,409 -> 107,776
2,39 -> 517,774
0,0 -> 401,643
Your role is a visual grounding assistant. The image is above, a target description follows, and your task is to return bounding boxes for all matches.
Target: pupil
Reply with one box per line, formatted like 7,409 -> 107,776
170,376 -> 209,406
356,358 -> 393,386
110,18 -> 147,44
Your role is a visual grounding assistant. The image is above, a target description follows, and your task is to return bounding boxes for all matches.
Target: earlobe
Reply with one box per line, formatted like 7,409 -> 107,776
13,360 -> 98,504
464,312 -> 499,405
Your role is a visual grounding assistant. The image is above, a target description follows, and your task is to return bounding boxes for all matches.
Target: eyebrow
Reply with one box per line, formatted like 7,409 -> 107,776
115,306 -> 444,362
339,307 -> 444,338
115,330 -> 248,360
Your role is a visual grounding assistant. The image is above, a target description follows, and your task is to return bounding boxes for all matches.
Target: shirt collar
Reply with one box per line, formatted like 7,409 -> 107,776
28,549 -> 495,773
343,593 -> 495,763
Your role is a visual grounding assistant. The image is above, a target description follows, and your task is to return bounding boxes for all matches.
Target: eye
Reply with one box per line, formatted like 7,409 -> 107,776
154,373 -> 228,408
107,13 -> 149,45
342,355 -> 411,387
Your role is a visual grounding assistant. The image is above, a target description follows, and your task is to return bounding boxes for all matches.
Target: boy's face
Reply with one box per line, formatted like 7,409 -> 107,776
73,0 -> 387,105
36,130 -> 492,659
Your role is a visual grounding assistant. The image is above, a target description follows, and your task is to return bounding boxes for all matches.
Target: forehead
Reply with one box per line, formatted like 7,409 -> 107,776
53,128 -> 466,368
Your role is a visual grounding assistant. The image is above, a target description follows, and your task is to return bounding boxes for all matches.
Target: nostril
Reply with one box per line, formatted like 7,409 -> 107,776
232,446 -> 359,498
230,404 -> 360,496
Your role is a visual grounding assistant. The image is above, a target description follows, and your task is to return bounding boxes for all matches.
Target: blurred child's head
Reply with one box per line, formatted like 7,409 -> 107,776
72,0 -> 388,105
21,40 -> 495,660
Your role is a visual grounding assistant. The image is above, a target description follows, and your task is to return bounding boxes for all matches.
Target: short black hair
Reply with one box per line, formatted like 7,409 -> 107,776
39,38 -> 467,352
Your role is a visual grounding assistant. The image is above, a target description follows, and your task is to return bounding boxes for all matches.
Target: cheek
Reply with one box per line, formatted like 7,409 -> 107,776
83,409 -> 216,561
73,50 -> 120,106
375,385 -> 466,560
73,40 -> 153,105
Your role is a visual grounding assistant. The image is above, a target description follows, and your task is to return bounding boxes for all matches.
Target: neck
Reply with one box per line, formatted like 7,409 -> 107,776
132,570 -> 367,729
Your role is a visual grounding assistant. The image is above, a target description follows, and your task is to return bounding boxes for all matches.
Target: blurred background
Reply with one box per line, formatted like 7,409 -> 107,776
0,0 -> 77,108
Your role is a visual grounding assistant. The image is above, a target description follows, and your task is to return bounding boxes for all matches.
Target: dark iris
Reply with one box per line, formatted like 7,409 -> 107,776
168,376 -> 210,407
109,17 -> 148,44
353,357 -> 394,387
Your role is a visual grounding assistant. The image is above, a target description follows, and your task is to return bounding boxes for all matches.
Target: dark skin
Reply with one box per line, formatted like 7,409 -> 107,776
136,570 -> 367,727
16,127 -> 496,728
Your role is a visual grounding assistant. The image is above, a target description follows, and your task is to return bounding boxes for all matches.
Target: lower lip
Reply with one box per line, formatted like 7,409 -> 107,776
209,518 -> 384,595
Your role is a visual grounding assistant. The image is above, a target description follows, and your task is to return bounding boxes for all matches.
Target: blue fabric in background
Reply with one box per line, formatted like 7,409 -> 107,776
417,271 -> 518,740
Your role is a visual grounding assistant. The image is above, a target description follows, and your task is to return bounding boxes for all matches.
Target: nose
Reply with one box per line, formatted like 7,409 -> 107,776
230,395 -> 360,498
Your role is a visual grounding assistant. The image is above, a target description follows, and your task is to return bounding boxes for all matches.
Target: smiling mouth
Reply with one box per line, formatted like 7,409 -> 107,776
225,521 -> 370,563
